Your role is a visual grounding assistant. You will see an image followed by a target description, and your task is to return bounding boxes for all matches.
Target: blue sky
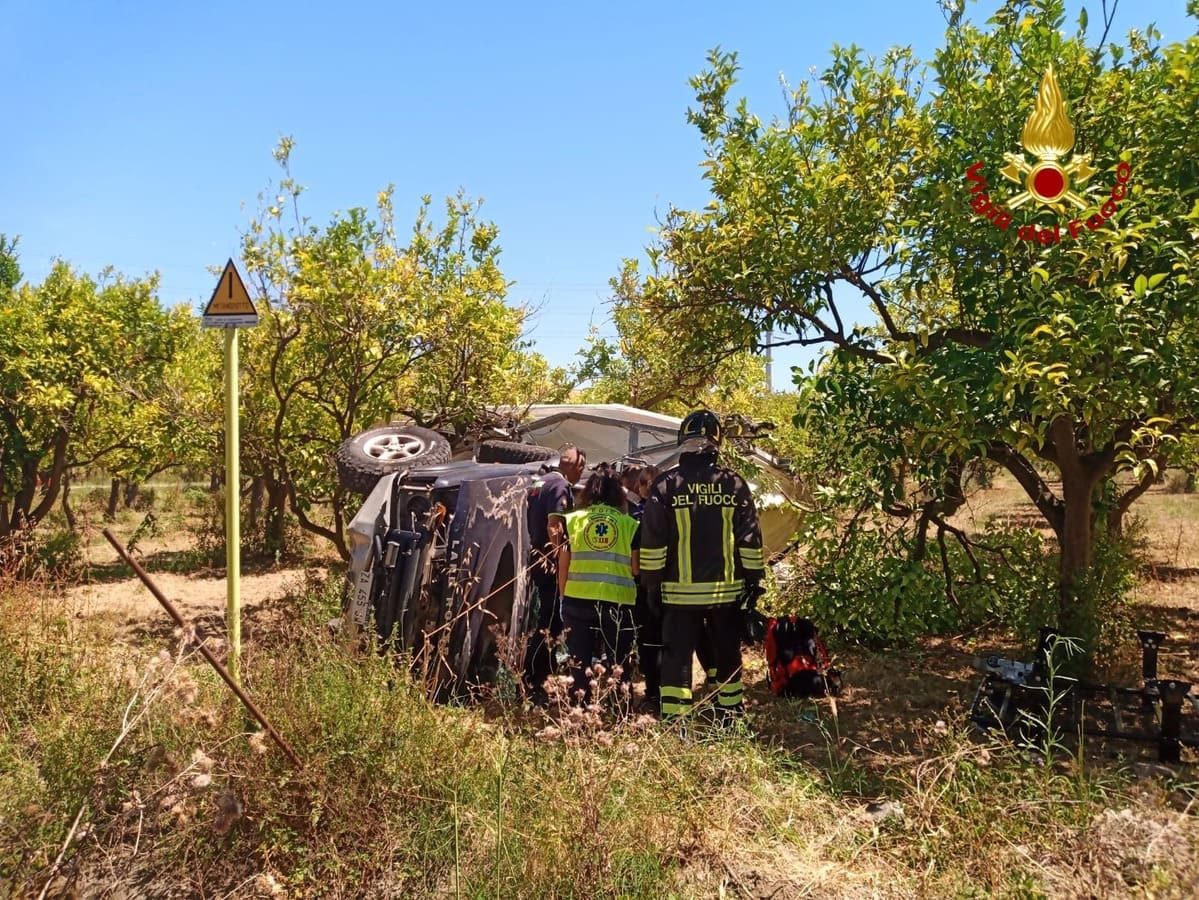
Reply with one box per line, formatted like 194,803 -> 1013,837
2,1 -> 1194,389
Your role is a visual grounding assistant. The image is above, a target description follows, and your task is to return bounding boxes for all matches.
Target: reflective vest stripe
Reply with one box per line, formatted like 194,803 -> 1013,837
718,680 -> 744,707
675,508 -> 692,584
567,571 -> 636,589
722,506 -> 735,584
662,582 -> 742,605
640,547 -> 666,564
660,684 -> 692,717
739,546 -> 765,571
664,580 -> 743,594
571,550 -> 632,565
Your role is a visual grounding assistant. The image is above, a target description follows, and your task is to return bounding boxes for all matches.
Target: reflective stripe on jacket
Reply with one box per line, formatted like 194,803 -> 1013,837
560,504 -> 638,605
639,452 -> 765,606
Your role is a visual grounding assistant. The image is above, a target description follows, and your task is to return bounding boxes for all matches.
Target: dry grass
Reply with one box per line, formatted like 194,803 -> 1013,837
4,475 -> 1199,897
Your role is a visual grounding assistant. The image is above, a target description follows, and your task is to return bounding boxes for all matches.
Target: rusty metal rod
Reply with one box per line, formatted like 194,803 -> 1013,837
102,528 -> 302,768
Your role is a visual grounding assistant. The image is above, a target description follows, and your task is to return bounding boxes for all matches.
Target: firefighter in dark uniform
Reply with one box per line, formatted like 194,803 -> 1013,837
639,411 -> 765,721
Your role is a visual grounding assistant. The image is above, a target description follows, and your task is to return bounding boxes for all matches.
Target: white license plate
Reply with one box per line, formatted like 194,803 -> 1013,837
350,568 -> 374,627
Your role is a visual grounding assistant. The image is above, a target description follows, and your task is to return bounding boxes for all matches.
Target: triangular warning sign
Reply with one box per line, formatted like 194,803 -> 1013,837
202,260 -> 258,327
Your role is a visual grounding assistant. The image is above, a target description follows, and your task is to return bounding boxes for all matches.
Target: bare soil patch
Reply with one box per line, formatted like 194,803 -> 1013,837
58,486 -> 340,642
65,567 -> 318,639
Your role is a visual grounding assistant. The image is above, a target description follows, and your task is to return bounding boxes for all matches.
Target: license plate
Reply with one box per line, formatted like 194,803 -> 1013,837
350,568 -> 374,627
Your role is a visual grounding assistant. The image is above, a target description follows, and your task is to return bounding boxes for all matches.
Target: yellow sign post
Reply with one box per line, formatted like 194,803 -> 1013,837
202,260 -> 258,683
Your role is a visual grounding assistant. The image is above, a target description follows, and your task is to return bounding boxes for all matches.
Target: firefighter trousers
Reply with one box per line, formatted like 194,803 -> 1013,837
659,604 -> 744,720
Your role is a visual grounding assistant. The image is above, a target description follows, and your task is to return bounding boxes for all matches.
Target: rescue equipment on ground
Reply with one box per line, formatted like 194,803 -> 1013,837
765,616 -> 842,698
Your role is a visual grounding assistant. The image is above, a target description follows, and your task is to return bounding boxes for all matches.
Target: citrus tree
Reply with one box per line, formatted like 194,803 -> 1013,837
632,0 -> 1199,643
573,261 -> 778,415
0,259 -> 201,541
241,141 -> 563,558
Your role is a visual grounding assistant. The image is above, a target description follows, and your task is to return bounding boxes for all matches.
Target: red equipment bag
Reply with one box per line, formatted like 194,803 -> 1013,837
765,616 -> 842,698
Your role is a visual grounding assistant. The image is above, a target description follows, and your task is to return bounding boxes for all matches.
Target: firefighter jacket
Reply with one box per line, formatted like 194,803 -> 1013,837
557,503 -> 639,605
639,452 -> 765,606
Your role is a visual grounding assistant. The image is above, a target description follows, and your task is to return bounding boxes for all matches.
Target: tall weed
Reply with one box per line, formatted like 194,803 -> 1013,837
2,574 -> 1195,897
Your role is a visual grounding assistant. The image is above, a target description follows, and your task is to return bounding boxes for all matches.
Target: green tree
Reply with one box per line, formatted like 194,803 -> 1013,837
573,261 -> 776,414
82,306 -> 222,522
0,263 -> 186,540
393,196 -> 571,442
632,1 -> 1199,642
0,234 -> 20,294
241,141 -> 556,558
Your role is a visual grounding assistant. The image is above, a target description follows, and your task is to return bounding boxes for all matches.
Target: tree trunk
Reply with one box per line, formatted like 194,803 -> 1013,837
1058,469 -> 1094,602
123,481 -> 140,510
62,471 -> 77,531
106,479 -> 121,522
1047,412 -> 1114,658
248,476 -> 264,530
264,477 -> 288,557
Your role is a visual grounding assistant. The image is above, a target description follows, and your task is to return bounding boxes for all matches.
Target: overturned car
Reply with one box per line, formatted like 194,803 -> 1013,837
336,404 -> 801,699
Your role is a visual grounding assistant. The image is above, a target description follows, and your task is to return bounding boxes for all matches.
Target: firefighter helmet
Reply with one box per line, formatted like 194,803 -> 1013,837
677,410 -> 723,448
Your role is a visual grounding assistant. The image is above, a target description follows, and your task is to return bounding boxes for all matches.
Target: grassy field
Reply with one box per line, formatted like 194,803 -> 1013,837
2,477 -> 1198,897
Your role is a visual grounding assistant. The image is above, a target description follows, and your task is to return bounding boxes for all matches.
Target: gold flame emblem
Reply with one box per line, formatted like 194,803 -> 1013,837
1000,66 -> 1096,209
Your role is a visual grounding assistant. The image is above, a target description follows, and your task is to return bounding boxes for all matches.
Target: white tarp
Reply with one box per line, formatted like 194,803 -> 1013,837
516,404 -> 804,558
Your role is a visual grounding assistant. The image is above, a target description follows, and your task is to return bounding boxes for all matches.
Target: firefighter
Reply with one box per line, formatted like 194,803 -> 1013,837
639,411 -> 765,721
554,464 -> 640,702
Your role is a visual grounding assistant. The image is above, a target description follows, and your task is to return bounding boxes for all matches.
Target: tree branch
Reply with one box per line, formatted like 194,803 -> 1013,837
986,440 -> 1065,537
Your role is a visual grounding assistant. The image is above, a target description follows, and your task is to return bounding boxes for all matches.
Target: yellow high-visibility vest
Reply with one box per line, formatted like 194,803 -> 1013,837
560,504 -> 638,605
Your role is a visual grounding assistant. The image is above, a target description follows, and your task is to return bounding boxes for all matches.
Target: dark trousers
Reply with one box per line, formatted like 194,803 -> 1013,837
696,623 -> 718,682
634,588 -> 662,701
562,597 -> 637,702
660,604 -> 744,720
523,578 -> 562,693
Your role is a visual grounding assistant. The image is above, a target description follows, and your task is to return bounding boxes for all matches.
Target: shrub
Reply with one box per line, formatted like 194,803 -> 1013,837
783,511 -> 1059,647
1164,469 -> 1196,494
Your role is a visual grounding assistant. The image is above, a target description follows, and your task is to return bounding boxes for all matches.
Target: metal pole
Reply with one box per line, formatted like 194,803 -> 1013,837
225,327 -> 241,684
102,528 -> 302,768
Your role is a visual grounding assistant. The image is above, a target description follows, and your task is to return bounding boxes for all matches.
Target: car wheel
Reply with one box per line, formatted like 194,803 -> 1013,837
475,439 -> 556,464
336,425 -> 452,494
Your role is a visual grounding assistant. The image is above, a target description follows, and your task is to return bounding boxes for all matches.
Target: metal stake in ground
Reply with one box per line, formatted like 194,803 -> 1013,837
102,527 -> 302,768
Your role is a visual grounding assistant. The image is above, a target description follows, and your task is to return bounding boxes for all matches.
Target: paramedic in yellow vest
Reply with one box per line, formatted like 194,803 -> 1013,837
639,411 -> 765,721
554,464 -> 640,702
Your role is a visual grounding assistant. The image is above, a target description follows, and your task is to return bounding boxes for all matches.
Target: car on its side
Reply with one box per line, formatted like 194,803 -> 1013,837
336,404 -> 802,698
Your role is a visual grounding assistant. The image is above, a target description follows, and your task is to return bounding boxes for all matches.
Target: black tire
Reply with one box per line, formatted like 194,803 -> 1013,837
336,425 -> 452,494
475,439 -> 555,465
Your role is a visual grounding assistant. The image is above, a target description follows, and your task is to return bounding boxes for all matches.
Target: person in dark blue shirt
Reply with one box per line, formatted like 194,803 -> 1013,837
523,444 -> 587,704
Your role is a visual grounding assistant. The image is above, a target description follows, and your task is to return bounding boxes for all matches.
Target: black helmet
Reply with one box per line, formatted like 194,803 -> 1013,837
677,410 -> 722,447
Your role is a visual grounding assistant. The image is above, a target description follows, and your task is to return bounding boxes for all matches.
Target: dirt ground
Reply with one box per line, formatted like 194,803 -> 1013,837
65,568 -> 313,638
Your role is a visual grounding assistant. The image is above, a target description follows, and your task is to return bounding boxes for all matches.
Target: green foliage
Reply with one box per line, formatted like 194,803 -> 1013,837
794,523 -> 958,644
1061,525 -> 1140,660
632,2 -> 1199,643
28,529 -> 85,582
573,261 -> 781,417
787,504 -> 1058,645
0,233 -> 20,293
0,263 -> 210,542
4,577 -> 1195,895
240,141 -> 568,558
